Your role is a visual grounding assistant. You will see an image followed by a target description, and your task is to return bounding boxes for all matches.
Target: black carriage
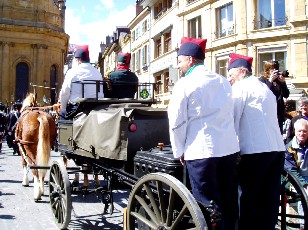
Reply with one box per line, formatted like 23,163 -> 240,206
49,81 -> 308,230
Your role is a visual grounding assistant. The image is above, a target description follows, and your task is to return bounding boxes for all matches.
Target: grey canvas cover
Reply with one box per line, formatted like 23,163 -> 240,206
72,104 -> 167,161
73,105 -> 131,160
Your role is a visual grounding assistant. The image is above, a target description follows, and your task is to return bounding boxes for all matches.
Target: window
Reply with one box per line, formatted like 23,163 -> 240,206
155,38 -> 162,58
216,58 -> 229,78
15,62 -> 29,101
136,26 -> 141,39
141,45 -> 148,68
258,51 -> 286,75
216,3 -> 234,38
142,19 -> 149,33
50,65 -> 58,104
188,16 -> 202,38
132,30 -> 135,41
154,0 -> 172,20
257,0 -> 286,29
131,53 -> 135,72
164,31 -> 172,53
135,50 -> 141,71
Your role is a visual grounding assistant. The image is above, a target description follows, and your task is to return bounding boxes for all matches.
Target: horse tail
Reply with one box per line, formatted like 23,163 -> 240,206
36,115 -> 50,175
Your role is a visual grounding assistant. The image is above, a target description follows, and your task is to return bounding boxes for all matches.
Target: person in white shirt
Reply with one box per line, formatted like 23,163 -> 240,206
227,53 -> 285,230
168,37 -> 240,230
58,48 -> 104,119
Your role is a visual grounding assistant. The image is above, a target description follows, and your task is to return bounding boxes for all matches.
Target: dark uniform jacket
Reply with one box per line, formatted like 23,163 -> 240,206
107,70 -> 138,99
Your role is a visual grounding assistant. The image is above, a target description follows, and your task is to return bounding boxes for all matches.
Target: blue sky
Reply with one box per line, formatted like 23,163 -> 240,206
65,0 -> 136,62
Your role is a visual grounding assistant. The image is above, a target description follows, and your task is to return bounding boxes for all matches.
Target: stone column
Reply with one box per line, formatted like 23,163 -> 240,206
31,44 -> 39,85
2,42 -> 14,102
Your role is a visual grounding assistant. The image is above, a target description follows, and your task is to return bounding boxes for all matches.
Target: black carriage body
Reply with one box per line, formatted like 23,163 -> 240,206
58,101 -> 171,175
134,147 -> 183,181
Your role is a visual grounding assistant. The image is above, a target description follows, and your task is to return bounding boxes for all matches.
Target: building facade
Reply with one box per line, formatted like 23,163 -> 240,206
102,0 -> 308,104
0,0 -> 69,105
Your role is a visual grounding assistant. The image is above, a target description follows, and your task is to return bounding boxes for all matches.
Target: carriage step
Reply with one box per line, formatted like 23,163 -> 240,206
29,166 -> 80,170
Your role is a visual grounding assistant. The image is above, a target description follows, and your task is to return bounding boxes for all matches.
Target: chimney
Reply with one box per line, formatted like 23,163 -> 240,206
136,4 -> 143,16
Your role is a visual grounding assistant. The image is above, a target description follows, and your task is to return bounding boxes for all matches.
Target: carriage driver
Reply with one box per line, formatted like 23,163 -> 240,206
107,52 -> 139,99
168,37 -> 240,230
58,47 -> 104,119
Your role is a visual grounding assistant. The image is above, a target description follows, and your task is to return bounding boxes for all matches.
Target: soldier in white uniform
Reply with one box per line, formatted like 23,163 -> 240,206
168,37 -> 240,230
58,48 -> 104,119
227,53 -> 285,230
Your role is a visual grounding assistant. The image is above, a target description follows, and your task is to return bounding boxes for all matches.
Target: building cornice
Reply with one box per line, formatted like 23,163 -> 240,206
127,6 -> 150,29
177,0 -> 215,17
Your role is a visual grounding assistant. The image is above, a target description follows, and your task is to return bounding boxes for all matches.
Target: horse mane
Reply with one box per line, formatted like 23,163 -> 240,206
21,93 -> 37,111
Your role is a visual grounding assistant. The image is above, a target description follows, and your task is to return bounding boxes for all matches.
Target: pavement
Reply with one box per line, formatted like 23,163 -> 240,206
0,142 -> 129,230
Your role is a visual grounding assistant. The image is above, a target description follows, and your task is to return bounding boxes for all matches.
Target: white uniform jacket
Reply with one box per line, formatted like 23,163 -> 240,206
168,65 -> 240,160
232,76 -> 285,155
59,63 -> 104,111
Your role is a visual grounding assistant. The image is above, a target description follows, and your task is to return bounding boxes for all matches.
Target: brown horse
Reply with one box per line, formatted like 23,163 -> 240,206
15,93 -> 57,201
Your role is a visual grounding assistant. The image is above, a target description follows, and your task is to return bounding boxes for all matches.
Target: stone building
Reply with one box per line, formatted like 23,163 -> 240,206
0,0 -> 69,106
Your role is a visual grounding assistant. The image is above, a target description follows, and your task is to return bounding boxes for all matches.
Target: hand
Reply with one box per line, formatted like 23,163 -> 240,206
269,70 -> 279,83
180,154 -> 184,166
277,74 -> 286,83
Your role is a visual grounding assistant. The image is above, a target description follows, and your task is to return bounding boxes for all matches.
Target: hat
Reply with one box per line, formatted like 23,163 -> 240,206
178,37 -> 207,60
228,53 -> 253,72
13,100 -> 22,110
74,49 -> 89,62
0,102 -> 5,111
117,52 -> 131,65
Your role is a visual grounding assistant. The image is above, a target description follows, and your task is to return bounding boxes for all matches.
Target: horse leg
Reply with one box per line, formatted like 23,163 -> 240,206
22,165 -> 29,187
94,174 -> 100,187
21,155 -> 29,187
33,173 -> 42,201
84,172 -> 89,188
39,170 -> 45,196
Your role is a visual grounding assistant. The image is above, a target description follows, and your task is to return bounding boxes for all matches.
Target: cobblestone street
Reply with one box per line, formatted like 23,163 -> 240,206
0,142 -> 129,230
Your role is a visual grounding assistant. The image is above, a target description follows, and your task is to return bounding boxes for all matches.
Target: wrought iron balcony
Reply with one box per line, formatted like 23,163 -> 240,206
253,17 -> 288,30
187,0 -> 196,4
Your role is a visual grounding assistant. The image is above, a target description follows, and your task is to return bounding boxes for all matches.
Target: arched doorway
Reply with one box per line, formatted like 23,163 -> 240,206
50,65 -> 58,104
15,62 -> 29,101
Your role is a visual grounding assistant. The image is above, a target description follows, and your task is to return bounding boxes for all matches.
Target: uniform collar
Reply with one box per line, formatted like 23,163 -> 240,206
185,63 -> 203,76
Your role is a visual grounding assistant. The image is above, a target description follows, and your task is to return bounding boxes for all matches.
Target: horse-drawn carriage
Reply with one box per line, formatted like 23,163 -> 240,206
18,81 -> 308,229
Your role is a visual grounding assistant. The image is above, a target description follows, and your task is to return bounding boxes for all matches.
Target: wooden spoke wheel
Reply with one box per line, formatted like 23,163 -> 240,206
49,160 -> 72,229
278,169 -> 308,230
126,172 -> 207,230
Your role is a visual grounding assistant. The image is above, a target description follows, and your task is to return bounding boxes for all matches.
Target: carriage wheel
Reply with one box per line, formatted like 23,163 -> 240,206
126,172 -> 207,230
49,160 -> 72,229
278,169 -> 308,230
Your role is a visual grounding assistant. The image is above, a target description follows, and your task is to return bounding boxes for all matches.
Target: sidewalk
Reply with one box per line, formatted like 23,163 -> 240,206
0,142 -> 128,230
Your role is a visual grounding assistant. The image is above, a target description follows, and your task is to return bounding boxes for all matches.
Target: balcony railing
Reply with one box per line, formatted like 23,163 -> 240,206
215,25 -> 234,39
253,17 -> 288,30
154,7 -> 167,20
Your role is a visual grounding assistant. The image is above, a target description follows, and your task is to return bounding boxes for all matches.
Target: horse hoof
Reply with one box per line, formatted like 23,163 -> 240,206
34,197 -> 42,202
22,184 -> 29,187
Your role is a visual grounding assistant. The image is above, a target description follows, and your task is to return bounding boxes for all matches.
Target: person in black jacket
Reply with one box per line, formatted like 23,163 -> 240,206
0,102 -> 7,152
7,101 -> 22,155
259,60 -> 290,134
107,52 -> 138,99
